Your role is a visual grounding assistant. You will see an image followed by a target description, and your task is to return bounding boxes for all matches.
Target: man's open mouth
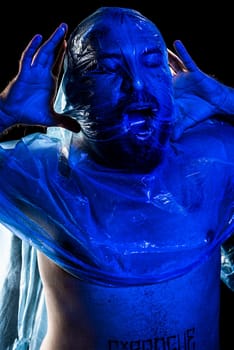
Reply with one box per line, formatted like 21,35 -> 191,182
123,103 -> 158,140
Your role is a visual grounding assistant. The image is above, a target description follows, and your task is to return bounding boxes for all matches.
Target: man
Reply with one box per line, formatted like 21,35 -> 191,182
0,7 -> 233,350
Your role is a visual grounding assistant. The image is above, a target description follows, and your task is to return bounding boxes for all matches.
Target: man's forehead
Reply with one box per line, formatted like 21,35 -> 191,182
92,15 -> 160,36
87,22 -> 162,51
68,9 -> 166,60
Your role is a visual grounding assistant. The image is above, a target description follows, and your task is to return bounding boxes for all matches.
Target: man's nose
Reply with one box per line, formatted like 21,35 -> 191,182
133,77 -> 144,91
122,71 -> 145,93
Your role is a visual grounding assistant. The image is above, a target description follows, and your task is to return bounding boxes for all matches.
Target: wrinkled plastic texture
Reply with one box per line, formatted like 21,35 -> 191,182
0,233 -> 46,350
54,7 -> 174,145
0,126 -> 233,288
221,233 -> 234,291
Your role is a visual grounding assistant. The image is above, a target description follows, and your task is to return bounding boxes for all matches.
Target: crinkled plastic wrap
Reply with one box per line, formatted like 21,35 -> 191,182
0,234 -> 46,350
0,127 -> 233,288
55,7 -> 162,117
54,7 -> 186,123
54,7 -> 175,144
221,233 -> 234,291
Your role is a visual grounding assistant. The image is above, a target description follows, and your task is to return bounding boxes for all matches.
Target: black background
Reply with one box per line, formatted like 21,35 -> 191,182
0,0 -> 234,87
1,1 -> 234,89
0,1 -> 234,348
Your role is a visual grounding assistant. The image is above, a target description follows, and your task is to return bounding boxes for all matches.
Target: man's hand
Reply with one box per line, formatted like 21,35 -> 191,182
0,23 -> 80,132
171,40 -> 234,140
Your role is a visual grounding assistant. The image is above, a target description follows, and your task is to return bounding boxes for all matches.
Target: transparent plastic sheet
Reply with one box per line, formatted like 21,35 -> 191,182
221,233 -> 234,291
53,6 -> 175,152
0,232 -> 46,350
0,126 -> 233,348
0,127 -> 233,287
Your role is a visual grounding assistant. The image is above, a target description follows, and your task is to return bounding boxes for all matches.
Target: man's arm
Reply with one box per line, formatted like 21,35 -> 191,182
0,23 -> 79,134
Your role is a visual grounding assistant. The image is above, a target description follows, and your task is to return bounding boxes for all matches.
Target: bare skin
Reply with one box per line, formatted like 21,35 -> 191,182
37,252 -> 95,350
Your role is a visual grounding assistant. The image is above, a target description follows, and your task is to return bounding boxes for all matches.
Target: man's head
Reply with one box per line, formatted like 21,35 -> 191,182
55,7 -> 175,172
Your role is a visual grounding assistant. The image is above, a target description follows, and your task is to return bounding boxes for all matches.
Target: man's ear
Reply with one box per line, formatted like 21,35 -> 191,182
167,48 -> 187,76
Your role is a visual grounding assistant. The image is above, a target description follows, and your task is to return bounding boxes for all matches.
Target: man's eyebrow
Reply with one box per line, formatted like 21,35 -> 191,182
142,47 -> 162,55
98,52 -> 122,59
99,48 -> 162,59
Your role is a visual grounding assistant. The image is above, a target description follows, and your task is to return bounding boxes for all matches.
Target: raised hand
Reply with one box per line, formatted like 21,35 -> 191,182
171,40 -> 234,139
0,24 -> 80,132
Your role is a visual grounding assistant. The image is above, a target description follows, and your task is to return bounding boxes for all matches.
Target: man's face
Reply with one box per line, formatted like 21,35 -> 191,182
65,13 -> 175,171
